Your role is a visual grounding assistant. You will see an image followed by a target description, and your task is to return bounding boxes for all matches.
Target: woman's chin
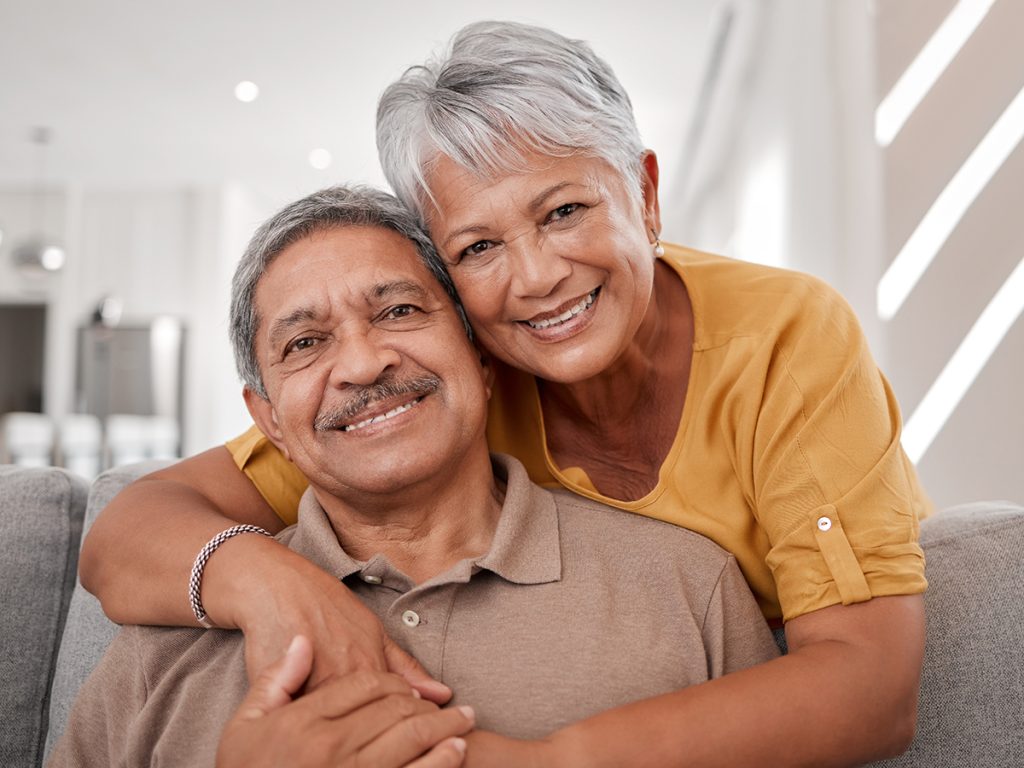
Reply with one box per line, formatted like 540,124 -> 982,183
503,341 -> 619,385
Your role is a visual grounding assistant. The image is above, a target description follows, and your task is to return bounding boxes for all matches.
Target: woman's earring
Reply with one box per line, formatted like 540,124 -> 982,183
651,228 -> 665,257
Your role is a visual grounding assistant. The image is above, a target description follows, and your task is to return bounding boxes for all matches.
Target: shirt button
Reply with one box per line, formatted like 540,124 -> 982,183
401,610 -> 420,628
817,516 -> 833,532
361,574 -> 382,585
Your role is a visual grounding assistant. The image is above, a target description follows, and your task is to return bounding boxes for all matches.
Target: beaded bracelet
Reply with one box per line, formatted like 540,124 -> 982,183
188,524 -> 272,628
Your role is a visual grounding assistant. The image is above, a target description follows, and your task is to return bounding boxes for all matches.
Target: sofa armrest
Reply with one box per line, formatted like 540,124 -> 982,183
872,501 -> 1024,767
42,460 -> 173,762
0,466 -> 88,768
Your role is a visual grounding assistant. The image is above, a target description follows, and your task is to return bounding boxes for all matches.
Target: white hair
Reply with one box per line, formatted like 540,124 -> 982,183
376,20 -> 646,219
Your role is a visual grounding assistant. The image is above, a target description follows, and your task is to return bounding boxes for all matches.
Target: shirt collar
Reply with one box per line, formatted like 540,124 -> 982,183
283,453 -> 561,588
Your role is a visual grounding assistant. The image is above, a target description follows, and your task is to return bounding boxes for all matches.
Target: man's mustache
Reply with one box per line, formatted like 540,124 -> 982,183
313,374 -> 441,432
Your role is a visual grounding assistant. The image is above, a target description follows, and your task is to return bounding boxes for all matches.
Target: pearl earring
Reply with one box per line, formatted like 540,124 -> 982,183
654,239 -> 665,257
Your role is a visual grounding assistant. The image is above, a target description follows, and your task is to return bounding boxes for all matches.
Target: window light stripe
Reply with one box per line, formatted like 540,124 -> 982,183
875,0 -> 996,147
902,256 -> 1024,464
878,83 -> 1024,321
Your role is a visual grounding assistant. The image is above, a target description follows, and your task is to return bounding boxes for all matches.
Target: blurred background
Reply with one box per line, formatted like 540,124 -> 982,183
0,0 -> 1020,509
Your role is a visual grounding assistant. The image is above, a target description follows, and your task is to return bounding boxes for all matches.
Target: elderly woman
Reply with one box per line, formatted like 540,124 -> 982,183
82,20 -> 928,767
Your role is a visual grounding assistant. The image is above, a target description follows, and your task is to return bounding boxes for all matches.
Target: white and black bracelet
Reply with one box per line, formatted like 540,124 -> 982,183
188,524 -> 272,628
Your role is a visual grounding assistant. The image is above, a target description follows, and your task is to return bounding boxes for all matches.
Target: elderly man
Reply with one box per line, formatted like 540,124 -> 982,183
50,186 -> 777,767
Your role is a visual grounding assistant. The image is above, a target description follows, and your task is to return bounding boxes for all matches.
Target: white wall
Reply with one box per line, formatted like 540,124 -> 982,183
664,0 -> 885,352
665,0 -> 1023,509
0,182 -> 274,455
875,0 -> 1024,507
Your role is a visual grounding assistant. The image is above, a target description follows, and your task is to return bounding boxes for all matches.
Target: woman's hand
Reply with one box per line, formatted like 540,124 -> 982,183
204,533 -> 453,702
218,635 -> 474,768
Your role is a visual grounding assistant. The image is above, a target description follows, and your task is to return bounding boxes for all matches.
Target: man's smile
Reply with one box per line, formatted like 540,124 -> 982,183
339,394 -> 427,432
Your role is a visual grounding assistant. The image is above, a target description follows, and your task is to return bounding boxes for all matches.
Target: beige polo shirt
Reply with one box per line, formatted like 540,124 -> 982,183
50,455 -> 778,767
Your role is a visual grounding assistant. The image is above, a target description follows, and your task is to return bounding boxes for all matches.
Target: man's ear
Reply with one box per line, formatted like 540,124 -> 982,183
243,386 -> 291,462
639,149 -> 662,240
476,345 -> 496,400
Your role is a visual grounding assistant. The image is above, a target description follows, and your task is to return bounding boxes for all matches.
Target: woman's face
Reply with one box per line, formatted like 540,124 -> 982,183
425,150 -> 661,384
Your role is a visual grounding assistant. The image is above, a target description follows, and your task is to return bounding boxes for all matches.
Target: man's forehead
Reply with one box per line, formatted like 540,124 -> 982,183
259,225 -> 436,295
254,225 -> 447,333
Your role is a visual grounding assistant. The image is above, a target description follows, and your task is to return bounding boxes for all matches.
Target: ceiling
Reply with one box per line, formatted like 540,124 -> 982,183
0,0 -> 718,199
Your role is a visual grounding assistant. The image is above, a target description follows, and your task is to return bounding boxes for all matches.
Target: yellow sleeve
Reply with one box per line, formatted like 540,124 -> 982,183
754,278 -> 929,621
225,425 -> 308,526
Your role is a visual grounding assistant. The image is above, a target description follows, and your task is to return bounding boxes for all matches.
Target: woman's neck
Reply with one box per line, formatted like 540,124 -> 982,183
538,260 -> 694,500
541,260 -> 691,428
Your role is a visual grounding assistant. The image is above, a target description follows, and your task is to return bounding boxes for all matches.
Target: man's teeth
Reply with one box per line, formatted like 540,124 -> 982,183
341,398 -> 421,432
527,290 -> 597,330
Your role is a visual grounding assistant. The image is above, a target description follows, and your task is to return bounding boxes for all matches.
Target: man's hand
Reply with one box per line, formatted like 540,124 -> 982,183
218,636 -> 475,768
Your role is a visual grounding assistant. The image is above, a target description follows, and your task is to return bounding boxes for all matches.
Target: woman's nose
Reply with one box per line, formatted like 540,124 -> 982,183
507,238 -> 573,299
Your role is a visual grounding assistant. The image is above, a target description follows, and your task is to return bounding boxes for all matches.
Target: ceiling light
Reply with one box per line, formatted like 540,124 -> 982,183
40,245 -> 66,271
11,127 -> 66,276
234,81 -> 260,103
13,240 -> 65,275
308,148 -> 332,170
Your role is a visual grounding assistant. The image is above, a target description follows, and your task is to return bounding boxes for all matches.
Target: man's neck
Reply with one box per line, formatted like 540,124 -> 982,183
312,446 -> 504,584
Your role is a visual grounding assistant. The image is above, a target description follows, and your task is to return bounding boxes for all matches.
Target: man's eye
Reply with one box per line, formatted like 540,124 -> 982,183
382,304 -> 418,320
548,203 -> 581,222
286,337 -> 317,355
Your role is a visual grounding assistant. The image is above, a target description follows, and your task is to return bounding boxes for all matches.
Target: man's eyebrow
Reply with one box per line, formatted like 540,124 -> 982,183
371,280 -> 429,302
267,306 -> 321,348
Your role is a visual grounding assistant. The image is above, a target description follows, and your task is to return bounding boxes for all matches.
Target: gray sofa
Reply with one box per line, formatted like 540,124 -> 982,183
1,463 -> 1023,767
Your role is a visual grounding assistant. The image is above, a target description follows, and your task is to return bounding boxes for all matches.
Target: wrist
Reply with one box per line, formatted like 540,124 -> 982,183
463,732 -> 560,768
199,532 -> 298,630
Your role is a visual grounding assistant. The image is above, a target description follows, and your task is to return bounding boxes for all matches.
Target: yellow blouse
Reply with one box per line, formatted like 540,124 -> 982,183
227,244 -> 929,622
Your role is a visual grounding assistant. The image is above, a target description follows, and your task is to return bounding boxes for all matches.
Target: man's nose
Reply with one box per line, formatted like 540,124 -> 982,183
327,331 -> 402,388
508,237 -> 573,299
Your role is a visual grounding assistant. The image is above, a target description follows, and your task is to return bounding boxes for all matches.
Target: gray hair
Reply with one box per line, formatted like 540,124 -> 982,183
377,20 -> 646,219
230,185 -> 470,399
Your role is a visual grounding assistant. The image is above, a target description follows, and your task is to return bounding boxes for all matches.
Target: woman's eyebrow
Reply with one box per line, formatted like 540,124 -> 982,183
527,181 -> 574,213
439,182 -> 578,248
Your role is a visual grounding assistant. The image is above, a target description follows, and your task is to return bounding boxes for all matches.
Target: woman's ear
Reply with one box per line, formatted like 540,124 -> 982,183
243,387 -> 291,462
639,150 -> 662,238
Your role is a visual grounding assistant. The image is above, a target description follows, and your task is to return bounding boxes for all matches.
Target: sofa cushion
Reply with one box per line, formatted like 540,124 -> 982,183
874,501 -> 1024,767
0,466 -> 87,768
42,460 -> 172,762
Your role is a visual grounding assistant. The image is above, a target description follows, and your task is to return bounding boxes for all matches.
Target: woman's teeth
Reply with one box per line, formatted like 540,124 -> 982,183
527,289 -> 598,330
342,397 -> 422,432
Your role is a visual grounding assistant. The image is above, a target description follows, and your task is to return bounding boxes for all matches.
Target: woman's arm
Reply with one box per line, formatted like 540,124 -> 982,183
80,446 -> 450,700
80,446 -> 284,625
465,595 -> 925,767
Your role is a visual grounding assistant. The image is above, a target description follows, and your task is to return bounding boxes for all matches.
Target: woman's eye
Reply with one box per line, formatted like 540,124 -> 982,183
548,203 -> 581,222
459,240 -> 493,261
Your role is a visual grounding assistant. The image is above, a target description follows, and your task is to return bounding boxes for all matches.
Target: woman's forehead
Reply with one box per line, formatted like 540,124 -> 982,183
425,152 -> 618,226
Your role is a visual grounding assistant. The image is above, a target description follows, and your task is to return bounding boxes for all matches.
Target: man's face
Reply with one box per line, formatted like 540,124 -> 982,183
245,225 -> 490,501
